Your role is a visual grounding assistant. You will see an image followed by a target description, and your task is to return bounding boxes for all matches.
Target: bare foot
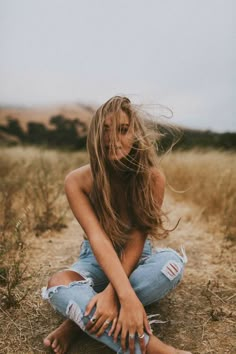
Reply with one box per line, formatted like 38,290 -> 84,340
147,335 -> 192,354
43,319 -> 82,354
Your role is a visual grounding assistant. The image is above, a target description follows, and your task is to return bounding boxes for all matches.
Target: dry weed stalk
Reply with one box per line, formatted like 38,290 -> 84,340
0,222 -> 28,308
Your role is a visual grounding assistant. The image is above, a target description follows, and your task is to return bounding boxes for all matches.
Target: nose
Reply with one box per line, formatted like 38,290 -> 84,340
104,130 -> 121,145
104,131 -> 110,145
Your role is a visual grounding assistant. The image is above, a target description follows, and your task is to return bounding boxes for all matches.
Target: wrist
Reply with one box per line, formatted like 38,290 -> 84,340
105,283 -> 116,297
118,287 -> 137,303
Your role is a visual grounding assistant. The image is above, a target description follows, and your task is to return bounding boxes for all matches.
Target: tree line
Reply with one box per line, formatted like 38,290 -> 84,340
0,115 -> 235,151
0,115 -> 87,149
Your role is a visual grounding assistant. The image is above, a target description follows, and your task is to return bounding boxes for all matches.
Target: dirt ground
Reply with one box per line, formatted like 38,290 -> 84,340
0,194 -> 235,354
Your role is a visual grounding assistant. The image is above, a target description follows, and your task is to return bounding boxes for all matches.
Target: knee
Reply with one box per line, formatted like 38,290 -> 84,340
47,272 -> 64,288
47,270 -> 85,288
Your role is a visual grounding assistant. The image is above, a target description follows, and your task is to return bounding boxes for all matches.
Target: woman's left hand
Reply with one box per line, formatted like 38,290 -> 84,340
113,293 -> 152,354
85,285 -> 119,337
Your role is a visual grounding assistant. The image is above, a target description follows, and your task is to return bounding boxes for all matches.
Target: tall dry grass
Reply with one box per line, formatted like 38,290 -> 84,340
0,146 -> 88,231
0,146 -> 88,308
161,149 -> 236,236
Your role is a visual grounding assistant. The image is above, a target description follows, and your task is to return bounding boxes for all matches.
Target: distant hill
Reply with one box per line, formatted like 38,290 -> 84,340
0,103 -> 94,130
0,103 -> 94,148
0,103 -> 235,150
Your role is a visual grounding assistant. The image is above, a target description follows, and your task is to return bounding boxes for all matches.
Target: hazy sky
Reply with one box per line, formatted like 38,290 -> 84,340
0,0 -> 235,132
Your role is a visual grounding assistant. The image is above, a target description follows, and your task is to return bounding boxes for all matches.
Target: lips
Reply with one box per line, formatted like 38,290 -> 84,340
105,146 -> 122,150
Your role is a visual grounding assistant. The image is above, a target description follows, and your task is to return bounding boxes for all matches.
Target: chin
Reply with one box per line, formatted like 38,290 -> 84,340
109,154 -> 127,161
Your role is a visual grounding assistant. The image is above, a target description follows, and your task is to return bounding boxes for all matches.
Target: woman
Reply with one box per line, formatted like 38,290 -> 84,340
42,96 -> 191,354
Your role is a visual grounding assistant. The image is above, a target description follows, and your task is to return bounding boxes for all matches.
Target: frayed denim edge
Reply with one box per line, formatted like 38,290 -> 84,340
41,276 -> 93,300
154,245 -> 188,264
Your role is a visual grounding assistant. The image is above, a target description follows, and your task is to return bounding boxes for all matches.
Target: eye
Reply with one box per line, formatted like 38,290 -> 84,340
119,127 -> 129,135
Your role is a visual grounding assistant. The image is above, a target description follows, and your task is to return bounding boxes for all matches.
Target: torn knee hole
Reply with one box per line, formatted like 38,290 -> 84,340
47,270 -> 86,288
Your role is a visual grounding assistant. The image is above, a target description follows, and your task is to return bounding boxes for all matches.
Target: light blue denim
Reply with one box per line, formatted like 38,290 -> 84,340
42,239 -> 187,354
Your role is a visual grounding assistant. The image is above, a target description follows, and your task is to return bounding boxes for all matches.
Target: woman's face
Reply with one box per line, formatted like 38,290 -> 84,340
103,110 -> 134,160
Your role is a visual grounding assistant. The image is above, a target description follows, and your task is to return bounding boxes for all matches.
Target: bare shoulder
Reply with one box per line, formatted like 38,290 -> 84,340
65,164 -> 93,195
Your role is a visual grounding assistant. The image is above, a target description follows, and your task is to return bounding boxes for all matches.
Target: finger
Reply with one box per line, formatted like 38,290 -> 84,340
85,312 -> 99,331
96,318 -> 111,337
88,316 -> 105,334
138,332 -> 146,354
144,316 -> 152,335
90,316 -> 107,334
108,317 -> 117,336
113,322 -> 121,343
128,333 -> 135,354
121,328 -> 128,353
84,296 -> 97,316
51,338 -> 58,349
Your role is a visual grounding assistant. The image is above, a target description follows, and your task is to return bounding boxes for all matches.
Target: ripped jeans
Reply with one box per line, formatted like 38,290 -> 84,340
42,239 -> 187,354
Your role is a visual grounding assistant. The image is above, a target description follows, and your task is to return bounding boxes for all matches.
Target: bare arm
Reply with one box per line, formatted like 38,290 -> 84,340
105,168 -> 166,284
85,229 -> 148,338
64,166 -> 137,300
118,167 -> 166,277
104,229 -> 147,297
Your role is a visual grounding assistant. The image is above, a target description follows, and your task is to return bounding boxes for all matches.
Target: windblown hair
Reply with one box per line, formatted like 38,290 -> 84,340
87,96 -> 171,250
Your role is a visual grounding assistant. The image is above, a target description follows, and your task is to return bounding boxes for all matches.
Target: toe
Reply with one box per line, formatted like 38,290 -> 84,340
52,338 -> 58,349
54,344 -> 61,353
43,337 -> 52,347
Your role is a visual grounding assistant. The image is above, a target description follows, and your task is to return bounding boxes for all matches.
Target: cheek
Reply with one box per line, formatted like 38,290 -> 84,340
121,135 -> 134,149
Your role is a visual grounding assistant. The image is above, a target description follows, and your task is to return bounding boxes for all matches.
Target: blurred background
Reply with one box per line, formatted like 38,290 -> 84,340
0,0 -> 235,149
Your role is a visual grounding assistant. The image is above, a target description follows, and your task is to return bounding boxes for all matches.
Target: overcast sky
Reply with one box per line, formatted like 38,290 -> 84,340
0,0 -> 235,132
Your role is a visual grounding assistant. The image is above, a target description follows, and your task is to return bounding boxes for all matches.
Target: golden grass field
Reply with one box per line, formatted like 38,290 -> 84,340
0,147 -> 235,354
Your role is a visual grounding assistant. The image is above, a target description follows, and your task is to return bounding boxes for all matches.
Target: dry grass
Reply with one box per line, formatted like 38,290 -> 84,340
0,146 -> 88,309
161,149 -> 236,235
0,147 -> 235,353
0,146 -> 88,234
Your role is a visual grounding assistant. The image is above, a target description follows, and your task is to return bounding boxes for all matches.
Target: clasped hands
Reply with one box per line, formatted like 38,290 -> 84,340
85,285 -> 152,354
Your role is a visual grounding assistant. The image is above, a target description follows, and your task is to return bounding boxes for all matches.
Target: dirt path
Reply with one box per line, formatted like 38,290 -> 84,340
1,195 -> 235,354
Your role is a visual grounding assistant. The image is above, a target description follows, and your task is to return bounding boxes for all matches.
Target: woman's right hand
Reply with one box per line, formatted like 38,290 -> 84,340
85,284 -> 119,337
113,293 -> 152,354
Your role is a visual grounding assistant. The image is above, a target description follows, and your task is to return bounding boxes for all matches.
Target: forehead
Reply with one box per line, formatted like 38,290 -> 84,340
104,110 -> 129,126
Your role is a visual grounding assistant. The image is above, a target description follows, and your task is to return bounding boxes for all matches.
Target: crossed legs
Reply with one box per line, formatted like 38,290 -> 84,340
43,269 -> 191,354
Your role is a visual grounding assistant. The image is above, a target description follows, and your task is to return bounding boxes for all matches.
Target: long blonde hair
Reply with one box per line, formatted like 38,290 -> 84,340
87,96 -> 169,250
